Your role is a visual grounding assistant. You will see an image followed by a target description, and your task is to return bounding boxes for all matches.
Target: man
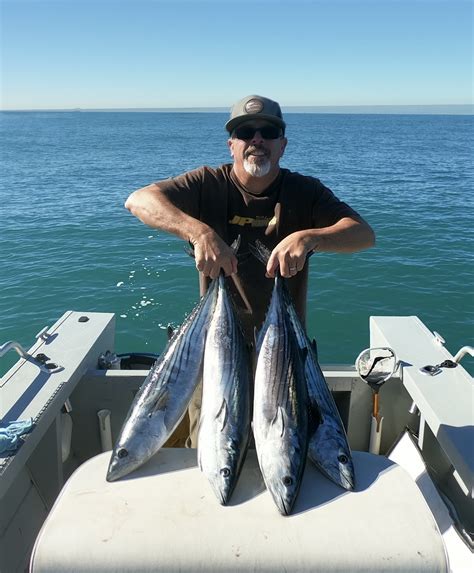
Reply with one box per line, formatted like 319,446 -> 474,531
125,95 -> 375,445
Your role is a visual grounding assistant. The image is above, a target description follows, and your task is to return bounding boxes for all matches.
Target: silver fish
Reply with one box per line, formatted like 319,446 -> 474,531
251,239 -> 354,491
284,294 -> 355,490
106,280 -> 219,482
253,273 -> 309,516
197,274 -> 251,504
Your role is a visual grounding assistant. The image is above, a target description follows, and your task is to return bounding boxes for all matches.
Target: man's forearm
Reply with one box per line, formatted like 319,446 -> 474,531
125,184 -> 237,277
125,184 -> 210,244
310,217 -> 375,253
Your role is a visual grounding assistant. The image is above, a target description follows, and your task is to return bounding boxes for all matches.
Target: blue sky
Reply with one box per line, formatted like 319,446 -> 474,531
0,0 -> 472,110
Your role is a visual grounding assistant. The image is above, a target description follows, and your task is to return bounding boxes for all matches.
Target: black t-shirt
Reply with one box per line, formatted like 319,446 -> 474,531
156,164 -> 359,341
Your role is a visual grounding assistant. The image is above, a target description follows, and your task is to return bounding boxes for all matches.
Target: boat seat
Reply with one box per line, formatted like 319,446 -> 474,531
30,449 -> 447,572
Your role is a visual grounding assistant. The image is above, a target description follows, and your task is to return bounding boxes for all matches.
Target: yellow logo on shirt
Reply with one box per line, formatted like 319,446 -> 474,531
229,215 -> 277,228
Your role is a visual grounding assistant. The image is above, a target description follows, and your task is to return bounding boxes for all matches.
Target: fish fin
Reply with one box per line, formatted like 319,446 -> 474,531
271,406 -> 286,438
250,238 -> 314,267
184,242 -> 195,258
229,273 -> 252,313
301,346 -> 308,362
310,338 -> 319,359
248,240 -> 271,266
215,399 -> 228,432
265,203 -> 280,237
230,235 -> 241,255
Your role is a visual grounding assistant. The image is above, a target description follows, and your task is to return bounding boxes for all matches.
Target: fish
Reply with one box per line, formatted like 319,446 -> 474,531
106,279 -> 219,482
253,270 -> 309,516
284,299 -> 355,490
197,273 -> 251,505
251,240 -> 355,490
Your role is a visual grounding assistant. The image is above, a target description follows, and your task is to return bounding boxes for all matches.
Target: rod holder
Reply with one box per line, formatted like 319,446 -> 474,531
369,416 -> 383,455
97,410 -> 113,452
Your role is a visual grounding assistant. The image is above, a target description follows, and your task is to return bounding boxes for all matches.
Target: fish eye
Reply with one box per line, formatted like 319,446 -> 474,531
282,476 -> 293,487
117,448 -> 129,459
338,454 -> 348,464
220,467 -> 230,478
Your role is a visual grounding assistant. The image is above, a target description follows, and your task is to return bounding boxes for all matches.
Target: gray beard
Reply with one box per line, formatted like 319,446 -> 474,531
243,158 -> 271,177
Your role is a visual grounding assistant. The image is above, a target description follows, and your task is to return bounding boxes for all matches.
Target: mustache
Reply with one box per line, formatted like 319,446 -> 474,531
245,145 -> 269,159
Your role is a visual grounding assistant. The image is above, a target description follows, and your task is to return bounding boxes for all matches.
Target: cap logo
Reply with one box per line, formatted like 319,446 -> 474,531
244,98 -> 264,114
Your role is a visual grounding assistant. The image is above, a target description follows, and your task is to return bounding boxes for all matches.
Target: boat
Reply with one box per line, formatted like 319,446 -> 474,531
0,310 -> 472,572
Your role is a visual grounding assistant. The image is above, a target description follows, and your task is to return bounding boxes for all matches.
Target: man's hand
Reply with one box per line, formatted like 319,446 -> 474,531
266,231 -> 316,278
266,217 -> 375,278
191,229 -> 238,279
124,186 -> 238,279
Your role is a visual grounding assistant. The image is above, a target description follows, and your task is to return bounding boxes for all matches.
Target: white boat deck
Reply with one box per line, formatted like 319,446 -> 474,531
30,449 -> 448,573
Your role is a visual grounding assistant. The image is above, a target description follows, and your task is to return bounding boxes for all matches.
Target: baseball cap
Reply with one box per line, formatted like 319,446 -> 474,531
225,95 -> 286,133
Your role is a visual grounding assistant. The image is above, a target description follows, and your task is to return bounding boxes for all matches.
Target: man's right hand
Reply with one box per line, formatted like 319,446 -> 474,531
125,186 -> 238,279
191,229 -> 238,279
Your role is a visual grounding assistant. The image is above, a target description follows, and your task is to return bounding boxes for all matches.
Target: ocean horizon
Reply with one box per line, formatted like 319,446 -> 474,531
1,104 -> 473,115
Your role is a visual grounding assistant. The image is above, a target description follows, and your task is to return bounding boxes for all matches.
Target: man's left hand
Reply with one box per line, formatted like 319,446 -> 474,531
266,231 -> 316,278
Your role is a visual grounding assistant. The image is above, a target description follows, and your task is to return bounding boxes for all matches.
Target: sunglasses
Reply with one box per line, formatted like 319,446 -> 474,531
232,125 -> 282,140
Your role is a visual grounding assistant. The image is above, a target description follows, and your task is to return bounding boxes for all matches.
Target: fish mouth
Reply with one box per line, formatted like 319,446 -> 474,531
309,456 -> 355,491
324,467 -> 354,491
211,482 -> 232,506
106,466 -> 121,482
337,457 -> 355,490
340,471 -> 355,491
106,458 -> 134,482
277,493 -> 292,516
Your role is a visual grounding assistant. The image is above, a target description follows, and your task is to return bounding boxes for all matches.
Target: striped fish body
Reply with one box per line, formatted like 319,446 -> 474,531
106,280 -> 219,482
253,275 -> 309,516
198,274 -> 251,505
283,289 -> 355,490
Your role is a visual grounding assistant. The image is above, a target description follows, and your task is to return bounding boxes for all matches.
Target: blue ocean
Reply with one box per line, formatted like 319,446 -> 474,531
1,112 -> 473,375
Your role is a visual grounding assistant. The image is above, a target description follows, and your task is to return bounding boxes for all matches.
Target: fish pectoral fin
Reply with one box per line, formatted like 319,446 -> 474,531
270,406 -> 286,438
215,399 -> 228,432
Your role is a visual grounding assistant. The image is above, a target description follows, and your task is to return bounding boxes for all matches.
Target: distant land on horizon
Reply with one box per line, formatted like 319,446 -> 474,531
2,104 -> 473,115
